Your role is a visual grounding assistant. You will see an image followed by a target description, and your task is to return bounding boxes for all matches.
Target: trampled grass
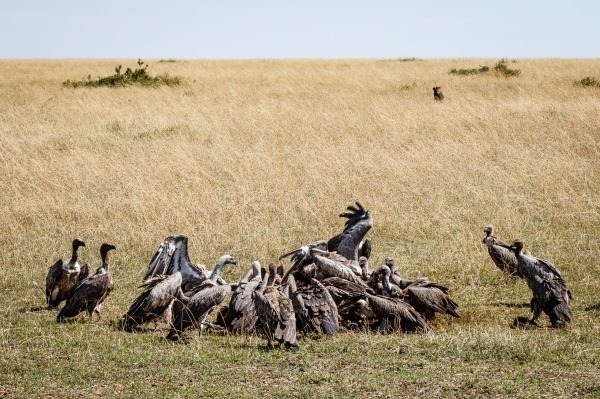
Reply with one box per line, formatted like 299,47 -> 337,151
0,58 -> 599,398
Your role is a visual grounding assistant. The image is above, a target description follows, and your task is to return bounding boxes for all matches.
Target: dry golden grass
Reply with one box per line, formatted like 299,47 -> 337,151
0,58 -> 599,398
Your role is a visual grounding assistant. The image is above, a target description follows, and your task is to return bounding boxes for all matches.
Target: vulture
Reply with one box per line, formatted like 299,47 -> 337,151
253,263 -> 298,350
167,255 -> 237,340
509,239 -> 572,327
145,235 -> 226,294
57,243 -> 116,322
286,274 -> 339,335
123,272 -> 190,332
282,245 -> 366,287
482,225 -> 522,278
358,239 -> 372,260
281,202 -> 372,277
220,260 -> 264,334
359,256 -> 370,280
321,275 -> 428,333
360,293 -> 430,333
45,238 -> 89,308
321,276 -> 375,329
383,258 -> 460,322
327,202 -> 373,273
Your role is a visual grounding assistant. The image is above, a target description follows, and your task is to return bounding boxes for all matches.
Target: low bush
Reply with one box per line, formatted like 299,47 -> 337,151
575,76 -> 600,87
63,59 -> 182,87
449,59 -> 520,77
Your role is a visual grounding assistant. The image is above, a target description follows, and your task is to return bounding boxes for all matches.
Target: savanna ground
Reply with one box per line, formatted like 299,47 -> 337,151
0,58 -> 599,398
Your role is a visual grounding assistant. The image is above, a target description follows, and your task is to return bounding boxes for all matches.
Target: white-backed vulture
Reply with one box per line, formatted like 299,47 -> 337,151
509,239 -> 572,327
482,225 -> 522,278
361,293 -> 430,333
166,255 -> 237,340
123,272 -> 189,332
283,246 -> 366,287
56,243 -> 116,322
45,238 -> 89,308
382,259 -> 459,322
145,235 -> 226,294
327,202 -> 373,266
253,263 -> 298,350
221,260 -> 264,334
286,274 -> 339,335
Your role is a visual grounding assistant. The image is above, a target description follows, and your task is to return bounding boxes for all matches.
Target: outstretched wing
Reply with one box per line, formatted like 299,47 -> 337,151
145,235 -> 207,290
327,202 -> 373,262
145,236 -> 178,279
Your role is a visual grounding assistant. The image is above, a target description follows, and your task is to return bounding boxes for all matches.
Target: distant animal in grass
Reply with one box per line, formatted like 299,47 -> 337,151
57,243 -> 116,322
433,86 -> 444,101
46,238 -> 89,308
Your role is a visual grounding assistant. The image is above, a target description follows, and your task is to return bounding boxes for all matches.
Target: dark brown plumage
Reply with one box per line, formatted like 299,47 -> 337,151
482,225 -> 522,278
286,275 -> 339,335
254,263 -> 298,350
362,293 -> 429,333
383,259 -> 459,321
433,86 -> 444,101
327,202 -> 373,267
56,243 -> 116,322
509,239 -> 572,327
123,272 -> 189,332
45,238 -> 88,308
222,261 -> 263,334
166,255 -> 237,340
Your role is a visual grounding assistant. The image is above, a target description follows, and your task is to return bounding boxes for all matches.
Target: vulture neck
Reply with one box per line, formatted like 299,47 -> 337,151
70,242 -> 81,263
100,250 -> 111,271
250,262 -> 261,280
209,259 -> 226,282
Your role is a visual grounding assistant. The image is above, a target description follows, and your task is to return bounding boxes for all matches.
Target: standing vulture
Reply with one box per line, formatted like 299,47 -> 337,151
286,274 -> 339,335
254,263 -> 298,350
509,239 -> 572,327
46,238 -> 89,308
219,260 -> 264,334
482,225 -> 522,278
167,255 -> 237,340
123,272 -> 190,332
57,243 -> 116,322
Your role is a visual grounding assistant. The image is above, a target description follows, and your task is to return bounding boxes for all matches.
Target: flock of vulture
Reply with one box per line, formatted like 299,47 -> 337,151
44,202 -> 572,349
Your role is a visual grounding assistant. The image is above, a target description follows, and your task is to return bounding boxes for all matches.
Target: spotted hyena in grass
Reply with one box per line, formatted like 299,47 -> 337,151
433,86 -> 444,101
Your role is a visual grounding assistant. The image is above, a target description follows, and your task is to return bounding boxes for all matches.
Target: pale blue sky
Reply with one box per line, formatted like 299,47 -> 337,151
2,1 -> 599,59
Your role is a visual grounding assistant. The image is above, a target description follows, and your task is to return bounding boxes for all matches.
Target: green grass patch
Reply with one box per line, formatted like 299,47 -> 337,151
575,76 -> 600,87
63,59 -> 183,88
450,59 -> 520,77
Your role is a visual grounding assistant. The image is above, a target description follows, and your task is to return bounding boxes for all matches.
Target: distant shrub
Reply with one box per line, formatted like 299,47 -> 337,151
449,65 -> 490,75
159,59 -> 177,63
493,58 -> 521,77
397,57 -> 422,62
575,76 -> 600,87
449,59 -> 520,77
63,59 -> 183,88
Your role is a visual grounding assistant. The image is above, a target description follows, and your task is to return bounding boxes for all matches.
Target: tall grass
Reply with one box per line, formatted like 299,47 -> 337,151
0,58 -> 599,398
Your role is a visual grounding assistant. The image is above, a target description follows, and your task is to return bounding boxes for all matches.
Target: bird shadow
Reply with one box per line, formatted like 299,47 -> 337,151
493,302 -> 531,309
584,303 -> 600,312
